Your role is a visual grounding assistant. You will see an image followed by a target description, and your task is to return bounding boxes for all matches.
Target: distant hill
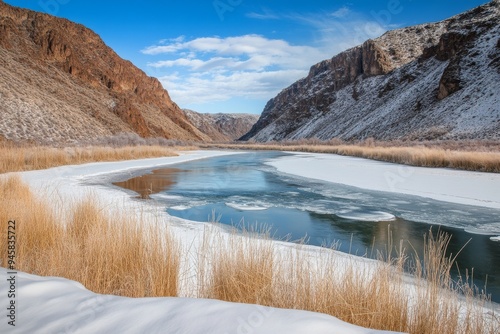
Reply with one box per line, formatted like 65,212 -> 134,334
0,1 -> 210,144
183,109 -> 259,141
241,1 -> 500,142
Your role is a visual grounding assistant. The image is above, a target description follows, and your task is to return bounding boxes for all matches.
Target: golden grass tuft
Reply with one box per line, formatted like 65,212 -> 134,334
0,176 -> 180,297
200,224 -> 499,334
198,226 -> 275,305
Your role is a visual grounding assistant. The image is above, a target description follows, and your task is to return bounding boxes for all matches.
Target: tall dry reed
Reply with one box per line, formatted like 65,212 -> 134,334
200,224 -> 498,334
198,225 -> 275,305
0,175 -> 180,297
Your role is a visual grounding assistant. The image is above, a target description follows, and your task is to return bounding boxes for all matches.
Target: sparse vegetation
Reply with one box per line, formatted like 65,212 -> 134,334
0,135 -> 199,174
1,176 -> 498,334
200,225 -> 498,334
2,135 -> 500,174
89,132 -> 194,148
203,139 -> 500,173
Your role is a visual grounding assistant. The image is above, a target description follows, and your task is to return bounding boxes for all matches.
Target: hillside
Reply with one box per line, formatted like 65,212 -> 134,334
183,109 -> 259,141
241,1 -> 500,142
0,1 -> 210,144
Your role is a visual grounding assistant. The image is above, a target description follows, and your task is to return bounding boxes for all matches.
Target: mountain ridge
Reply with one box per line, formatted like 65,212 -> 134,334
241,1 -> 500,142
183,109 -> 259,141
0,1 -> 211,144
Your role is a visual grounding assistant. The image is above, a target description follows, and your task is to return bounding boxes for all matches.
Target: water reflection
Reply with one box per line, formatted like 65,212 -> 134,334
113,168 -> 181,199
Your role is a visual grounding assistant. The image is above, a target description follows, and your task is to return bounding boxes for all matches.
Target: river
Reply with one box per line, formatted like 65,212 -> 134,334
112,151 -> 500,302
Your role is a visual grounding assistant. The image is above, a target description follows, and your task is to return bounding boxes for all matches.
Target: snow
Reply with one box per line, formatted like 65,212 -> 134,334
336,209 -> 396,222
0,150 -> 406,334
225,202 -> 269,211
0,268 -> 399,334
267,152 -> 500,209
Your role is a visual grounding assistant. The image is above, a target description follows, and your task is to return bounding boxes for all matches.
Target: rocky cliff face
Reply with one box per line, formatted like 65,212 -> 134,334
183,109 -> 259,141
0,1 -> 209,144
242,1 -> 500,142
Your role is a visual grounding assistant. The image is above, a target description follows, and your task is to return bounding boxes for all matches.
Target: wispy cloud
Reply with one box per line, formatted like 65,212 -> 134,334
144,35 -> 324,69
142,35 -> 327,106
330,6 -> 351,18
245,8 -> 279,20
287,11 -> 386,52
142,7 -> 394,110
159,69 -> 307,105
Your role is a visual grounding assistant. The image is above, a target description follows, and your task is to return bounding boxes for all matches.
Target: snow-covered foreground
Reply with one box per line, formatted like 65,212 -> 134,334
0,267 -> 399,334
1,150 -> 407,334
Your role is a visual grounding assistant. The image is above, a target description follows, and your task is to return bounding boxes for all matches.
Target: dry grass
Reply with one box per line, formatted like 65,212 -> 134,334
198,226 -> 275,305
0,175 -> 180,297
1,176 -> 498,333
199,225 -> 499,334
203,141 -> 500,173
0,143 -> 183,174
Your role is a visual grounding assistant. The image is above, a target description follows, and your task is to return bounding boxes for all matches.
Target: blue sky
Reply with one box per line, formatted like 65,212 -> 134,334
4,0 -> 490,114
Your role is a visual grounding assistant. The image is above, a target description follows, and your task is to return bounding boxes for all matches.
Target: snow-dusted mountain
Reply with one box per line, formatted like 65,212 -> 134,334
183,109 -> 259,141
241,1 -> 500,142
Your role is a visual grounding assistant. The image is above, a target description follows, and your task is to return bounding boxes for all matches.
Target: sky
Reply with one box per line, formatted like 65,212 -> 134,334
3,0 -> 491,114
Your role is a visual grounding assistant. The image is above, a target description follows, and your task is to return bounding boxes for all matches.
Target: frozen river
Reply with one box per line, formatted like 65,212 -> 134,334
112,151 -> 500,302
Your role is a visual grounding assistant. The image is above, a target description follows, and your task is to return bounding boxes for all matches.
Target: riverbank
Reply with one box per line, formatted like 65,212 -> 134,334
202,141 -> 500,173
1,150 -> 498,333
267,152 -> 500,210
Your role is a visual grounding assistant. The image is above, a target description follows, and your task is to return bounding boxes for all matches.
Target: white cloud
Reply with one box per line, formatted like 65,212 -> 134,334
142,9 -> 392,111
287,12 -> 387,52
143,35 -> 323,63
330,6 -> 351,18
146,35 -> 324,72
142,35 -> 328,107
159,69 -> 307,105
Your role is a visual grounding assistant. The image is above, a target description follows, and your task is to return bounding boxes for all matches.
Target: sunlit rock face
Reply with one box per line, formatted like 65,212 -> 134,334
0,1 -> 209,144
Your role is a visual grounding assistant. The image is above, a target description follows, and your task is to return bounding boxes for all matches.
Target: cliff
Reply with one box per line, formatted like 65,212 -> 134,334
0,1 -> 210,144
241,1 -> 500,142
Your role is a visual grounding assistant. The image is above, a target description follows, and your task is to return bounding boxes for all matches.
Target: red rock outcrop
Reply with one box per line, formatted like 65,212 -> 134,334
0,1 -> 210,143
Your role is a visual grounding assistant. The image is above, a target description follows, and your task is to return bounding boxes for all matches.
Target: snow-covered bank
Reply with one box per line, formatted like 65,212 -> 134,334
0,268 -> 400,334
267,152 -> 500,209
1,150 -> 406,334
15,150 -> 244,205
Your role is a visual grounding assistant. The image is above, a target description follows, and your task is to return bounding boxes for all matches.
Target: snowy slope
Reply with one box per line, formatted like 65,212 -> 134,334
0,268 -> 403,334
243,1 -> 500,142
183,109 -> 259,141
